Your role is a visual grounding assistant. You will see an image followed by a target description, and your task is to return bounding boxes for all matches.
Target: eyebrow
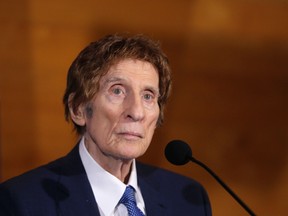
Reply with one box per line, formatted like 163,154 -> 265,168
101,77 -> 125,90
103,77 -> 124,85
102,76 -> 160,96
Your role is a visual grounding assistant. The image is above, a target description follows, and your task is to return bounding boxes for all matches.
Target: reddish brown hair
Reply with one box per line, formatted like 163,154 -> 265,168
63,34 -> 172,134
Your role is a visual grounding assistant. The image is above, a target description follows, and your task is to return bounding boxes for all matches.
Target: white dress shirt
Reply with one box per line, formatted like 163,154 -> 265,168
79,137 -> 146,216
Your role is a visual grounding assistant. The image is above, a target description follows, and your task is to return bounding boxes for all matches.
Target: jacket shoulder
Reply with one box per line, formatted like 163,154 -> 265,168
137,162 -> 202,186
136,162 -> 212,216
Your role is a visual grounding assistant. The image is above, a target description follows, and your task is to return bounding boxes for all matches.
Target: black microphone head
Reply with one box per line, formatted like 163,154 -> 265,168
165,140 -> 192,165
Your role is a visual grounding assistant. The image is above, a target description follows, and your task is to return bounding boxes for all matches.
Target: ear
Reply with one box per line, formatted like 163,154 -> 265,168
68,94 -> 86,126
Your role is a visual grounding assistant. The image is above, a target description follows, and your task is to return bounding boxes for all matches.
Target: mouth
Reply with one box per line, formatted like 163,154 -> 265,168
117,132 -> 143,140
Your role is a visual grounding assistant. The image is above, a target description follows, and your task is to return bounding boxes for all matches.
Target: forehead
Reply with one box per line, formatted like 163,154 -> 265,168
101,59 -> 159,86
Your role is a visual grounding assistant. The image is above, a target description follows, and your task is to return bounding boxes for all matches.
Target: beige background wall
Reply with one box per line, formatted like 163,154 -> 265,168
0,0 -> 287,215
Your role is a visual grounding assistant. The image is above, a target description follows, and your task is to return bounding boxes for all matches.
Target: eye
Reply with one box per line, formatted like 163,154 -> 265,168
143,91 -> 156,102
143,93 -> 152,100
110,85 -> 125,96
112,88 -> 122,95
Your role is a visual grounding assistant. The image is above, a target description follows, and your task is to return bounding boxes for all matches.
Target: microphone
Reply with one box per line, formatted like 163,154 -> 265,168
165,140 -> 256,216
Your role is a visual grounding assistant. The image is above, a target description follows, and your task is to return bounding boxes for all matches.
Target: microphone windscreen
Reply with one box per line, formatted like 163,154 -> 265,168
165,140 -> 192,165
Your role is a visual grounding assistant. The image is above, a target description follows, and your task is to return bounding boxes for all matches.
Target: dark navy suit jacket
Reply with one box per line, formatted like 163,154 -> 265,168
0,144 -> 212,216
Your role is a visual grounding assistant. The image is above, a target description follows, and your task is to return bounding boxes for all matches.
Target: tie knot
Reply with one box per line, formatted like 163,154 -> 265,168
119,185 -> 145,216
120,186 -> 136,204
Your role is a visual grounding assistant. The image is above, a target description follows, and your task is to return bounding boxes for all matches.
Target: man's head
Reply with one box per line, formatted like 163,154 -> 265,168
63,34 -> 172,135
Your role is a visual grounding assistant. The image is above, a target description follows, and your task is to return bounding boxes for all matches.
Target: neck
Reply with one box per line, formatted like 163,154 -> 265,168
84,138 -> 134,183
101,158 -> 133,183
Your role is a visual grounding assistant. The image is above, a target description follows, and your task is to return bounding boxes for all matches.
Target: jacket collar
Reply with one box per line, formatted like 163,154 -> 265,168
47,144 -> 101,216
49,144 -> 167,216
137,162 -> 168,215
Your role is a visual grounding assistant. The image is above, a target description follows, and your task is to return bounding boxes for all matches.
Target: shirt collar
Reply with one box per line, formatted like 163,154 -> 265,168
79,137 -> 139,216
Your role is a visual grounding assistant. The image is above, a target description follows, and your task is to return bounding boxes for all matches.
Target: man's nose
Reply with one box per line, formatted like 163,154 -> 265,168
125,93 -> 145,121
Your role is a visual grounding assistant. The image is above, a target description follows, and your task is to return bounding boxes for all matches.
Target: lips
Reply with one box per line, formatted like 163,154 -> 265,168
117,131 -> 144,139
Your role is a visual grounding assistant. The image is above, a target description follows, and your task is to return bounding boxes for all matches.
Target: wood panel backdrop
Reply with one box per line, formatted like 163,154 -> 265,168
0,0 -> 287,215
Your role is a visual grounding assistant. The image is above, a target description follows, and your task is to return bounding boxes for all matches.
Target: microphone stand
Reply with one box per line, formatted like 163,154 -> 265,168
189,156 -> 256,216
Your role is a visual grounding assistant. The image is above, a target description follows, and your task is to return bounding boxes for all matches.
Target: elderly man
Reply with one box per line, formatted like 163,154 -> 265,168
0,34 -> 211,216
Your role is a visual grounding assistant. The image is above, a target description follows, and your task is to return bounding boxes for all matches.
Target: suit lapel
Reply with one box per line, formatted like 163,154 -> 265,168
139,179 -> 167,216
47,144 -> 100,216
49,146 -> 169,216
137,163 -> 168,216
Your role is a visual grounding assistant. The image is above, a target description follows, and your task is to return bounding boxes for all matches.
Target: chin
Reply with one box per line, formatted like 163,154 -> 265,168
119,149 -> 145,161
113,140 -> 148,159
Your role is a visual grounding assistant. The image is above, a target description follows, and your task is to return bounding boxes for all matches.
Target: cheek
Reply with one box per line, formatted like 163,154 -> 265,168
102,105 -> 123,125
152,106 -> 160,124
146,108 -> 160,132
89,104 -> 121,134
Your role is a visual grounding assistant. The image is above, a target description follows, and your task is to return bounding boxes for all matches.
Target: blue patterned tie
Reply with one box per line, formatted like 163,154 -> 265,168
119,186 -> 145,216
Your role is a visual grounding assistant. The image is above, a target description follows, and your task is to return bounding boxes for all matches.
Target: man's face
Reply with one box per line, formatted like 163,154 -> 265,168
82,59 -> 160,163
